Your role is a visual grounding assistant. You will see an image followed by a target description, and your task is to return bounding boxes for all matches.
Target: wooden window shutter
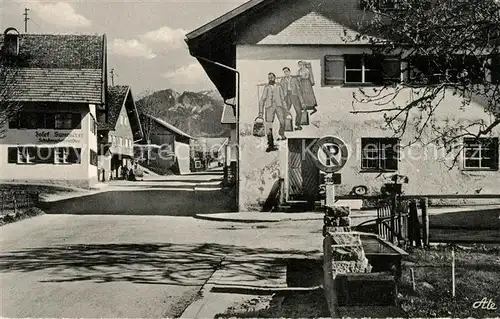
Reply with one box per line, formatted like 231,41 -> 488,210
490,137 -> 499,170
492,54 -> 500,84
69,148 -> 82,164
382,57 -> 401,83
324,55 -> 344,85
72,113 -> 82,129
8,147 -> 18,163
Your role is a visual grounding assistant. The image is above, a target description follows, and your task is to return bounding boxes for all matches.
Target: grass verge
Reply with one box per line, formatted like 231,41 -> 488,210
398,245 -> 500,318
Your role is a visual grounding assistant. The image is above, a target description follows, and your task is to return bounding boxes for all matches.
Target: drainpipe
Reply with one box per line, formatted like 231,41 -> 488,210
192,55 -> 240,209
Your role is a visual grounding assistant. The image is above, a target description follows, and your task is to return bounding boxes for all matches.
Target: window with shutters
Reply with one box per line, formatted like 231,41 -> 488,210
324,55 -> 401,86
361,138 -> 399,171
463,137 -> 499,171
17,146 -> 36,164
55,113 -> 81,129
409,55 -> 484,84
54,147 -> 70,164
19,112 -> 37,129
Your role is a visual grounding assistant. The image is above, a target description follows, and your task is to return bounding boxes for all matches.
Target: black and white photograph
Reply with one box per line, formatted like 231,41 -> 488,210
1,0 -> 499,318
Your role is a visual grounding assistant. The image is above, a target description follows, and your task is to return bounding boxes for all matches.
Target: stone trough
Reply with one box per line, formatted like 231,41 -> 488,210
285,205 -> 408,313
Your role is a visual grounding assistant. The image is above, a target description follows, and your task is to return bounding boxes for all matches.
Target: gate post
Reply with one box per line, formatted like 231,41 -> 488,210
420,197 -> 429,248
390,194 -> 397,244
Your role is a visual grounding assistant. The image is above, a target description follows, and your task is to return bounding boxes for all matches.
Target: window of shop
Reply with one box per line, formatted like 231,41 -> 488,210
7,147 -> 82,165
463,137 -> 499,170
361,138 -> 399,171
16,146 -> 36,164
54,148 -> 70,164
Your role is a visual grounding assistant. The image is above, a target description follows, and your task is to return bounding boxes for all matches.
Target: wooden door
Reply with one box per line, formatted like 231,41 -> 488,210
288,139 -> 319,201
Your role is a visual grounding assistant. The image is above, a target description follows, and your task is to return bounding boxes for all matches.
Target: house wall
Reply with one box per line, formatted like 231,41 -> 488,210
109,104 -> 134,158
0,103 -> 98,188
87,103 -> 98,183
236,45 -> 500,211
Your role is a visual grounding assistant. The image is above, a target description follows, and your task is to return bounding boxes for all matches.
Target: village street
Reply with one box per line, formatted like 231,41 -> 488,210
0,213 -> 323,318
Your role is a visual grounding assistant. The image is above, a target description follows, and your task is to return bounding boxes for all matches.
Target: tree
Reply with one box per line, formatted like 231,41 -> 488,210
349,0 -> 500,163
135,90 -> 164,164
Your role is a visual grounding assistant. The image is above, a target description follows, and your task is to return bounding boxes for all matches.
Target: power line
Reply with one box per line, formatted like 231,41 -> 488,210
23,8 -> 30,33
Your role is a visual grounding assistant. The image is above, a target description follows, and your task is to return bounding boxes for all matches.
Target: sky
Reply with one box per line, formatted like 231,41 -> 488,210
0,0 -> 248,97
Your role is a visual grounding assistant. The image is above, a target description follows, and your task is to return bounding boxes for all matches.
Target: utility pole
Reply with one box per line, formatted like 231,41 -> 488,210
110,68 -> 116,86
23,8 -> 30,33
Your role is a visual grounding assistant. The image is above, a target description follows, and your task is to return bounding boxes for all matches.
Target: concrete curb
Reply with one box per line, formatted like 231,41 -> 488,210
193,214 -> 291,223
193,213 -> 379,223
210,285 -> 322,295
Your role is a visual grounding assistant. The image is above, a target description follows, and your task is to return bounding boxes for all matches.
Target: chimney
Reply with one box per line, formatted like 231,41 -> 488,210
3,28 -> 20,56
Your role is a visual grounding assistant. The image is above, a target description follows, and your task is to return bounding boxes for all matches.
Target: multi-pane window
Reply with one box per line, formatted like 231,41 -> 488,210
324,54 -> 401,86
54,148 -> 70,164
55,113 -> 81,129
17,146 -> 36,164
7,147 -> 81,165
9,112 -> 81,129
361,138 -> 399,171
463,137 -> 499,170
409,55 -> 484,84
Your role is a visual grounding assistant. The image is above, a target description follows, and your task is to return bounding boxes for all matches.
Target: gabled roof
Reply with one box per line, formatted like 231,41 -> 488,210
186,0 -> 280,100
185,0 -> 368,100
99,85 -> 130,130
186,0 -> 271,41
144,114 -> 194,140
1,32 -> 106,104
0,33 -> 105,69
98,85 -> 144,142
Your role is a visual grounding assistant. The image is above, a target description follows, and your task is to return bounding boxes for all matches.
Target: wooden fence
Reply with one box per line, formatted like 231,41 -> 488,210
0,191 -> 40,215
376,196 -> 409,247
375,194 -> 500,246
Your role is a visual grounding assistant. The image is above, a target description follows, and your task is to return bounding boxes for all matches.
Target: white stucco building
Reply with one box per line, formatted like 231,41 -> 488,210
186,0 -> 500,211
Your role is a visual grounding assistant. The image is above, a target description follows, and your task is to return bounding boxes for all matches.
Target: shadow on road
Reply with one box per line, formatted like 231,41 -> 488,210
0,243 -> 311,286
41,188 -> 237,216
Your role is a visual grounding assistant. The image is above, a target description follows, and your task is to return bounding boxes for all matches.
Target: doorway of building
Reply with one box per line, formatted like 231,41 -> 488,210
288,138 -> 320,203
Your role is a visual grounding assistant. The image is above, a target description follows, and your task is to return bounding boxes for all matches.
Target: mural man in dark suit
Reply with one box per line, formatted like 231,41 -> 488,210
258,72 -> 287,152
280,67 -> 306,130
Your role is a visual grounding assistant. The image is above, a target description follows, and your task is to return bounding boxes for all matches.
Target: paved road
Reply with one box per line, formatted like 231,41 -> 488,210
0,215 -> 322,318
41,188 -> 236,215
41,171 -> 236,215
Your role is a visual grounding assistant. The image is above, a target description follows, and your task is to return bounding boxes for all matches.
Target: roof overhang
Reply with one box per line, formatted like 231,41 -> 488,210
125,88 -> 145,142
185,0 -> 278,101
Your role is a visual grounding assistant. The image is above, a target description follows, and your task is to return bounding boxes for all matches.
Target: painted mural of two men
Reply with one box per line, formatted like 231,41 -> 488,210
258,61 -> 317,152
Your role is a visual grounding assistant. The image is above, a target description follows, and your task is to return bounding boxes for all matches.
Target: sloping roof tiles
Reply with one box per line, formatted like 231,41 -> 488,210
7,68 -> 103,104
98,85 -> 130,130
0,32 -> 105,103
145,114 -> 194,140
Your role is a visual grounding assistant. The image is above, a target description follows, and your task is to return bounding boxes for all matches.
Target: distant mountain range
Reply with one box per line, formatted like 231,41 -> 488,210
136,89 -> 230,138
